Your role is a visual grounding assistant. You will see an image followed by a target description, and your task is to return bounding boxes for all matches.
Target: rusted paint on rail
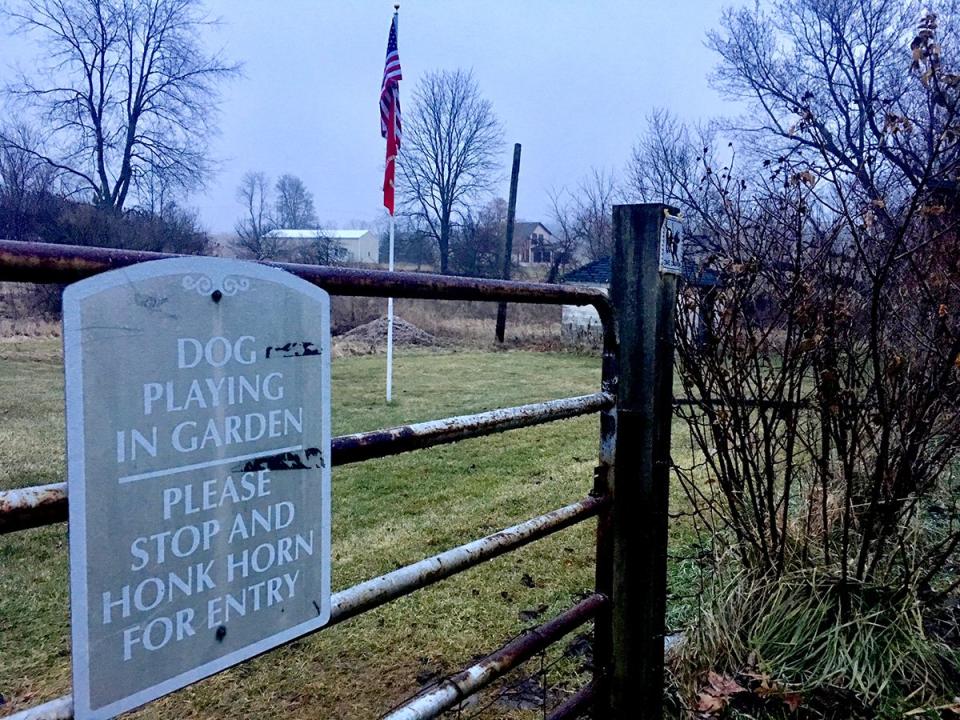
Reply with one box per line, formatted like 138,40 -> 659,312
332,392 -> 612,465
4,496 -> 606,720
0,396 -> 611,535
0,239 -> 610,310
0,482 -> 67,535
381,594 -> 607,720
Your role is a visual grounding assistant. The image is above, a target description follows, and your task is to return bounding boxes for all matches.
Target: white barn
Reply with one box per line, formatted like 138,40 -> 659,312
265,229 -> 379,264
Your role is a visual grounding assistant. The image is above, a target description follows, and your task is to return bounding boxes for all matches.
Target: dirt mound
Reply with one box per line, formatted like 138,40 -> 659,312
334,316 -> 444,356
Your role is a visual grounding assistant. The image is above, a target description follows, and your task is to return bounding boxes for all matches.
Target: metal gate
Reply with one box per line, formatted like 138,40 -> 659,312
0,204 -> 678,719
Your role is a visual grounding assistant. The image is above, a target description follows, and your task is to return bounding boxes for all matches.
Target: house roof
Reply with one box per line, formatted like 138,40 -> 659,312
561,258 -> 611,284
561,256 -> 722,288
266,229 -> 371,240
513,221 -> 553,239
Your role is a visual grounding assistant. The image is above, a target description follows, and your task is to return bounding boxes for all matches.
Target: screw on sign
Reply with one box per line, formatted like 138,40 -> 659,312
63,258 -> 331,719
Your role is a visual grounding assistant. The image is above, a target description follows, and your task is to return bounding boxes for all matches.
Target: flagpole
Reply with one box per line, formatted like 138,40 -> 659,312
386,212 -> 395,402
384,4 -> 399,404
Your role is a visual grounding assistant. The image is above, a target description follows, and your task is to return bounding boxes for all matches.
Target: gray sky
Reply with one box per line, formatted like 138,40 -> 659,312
5,0 -> 738,234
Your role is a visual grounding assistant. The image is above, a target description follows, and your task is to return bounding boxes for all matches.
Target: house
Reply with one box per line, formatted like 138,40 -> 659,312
512,222 -> 564,266
265,229 -> 379,264
560,257 -> 721,346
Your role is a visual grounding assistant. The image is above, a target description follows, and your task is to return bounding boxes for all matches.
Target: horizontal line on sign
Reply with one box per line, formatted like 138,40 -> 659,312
117,445 -> 304,484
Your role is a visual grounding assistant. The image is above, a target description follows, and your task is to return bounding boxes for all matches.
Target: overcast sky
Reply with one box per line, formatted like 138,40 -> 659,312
4,0 -> 739,234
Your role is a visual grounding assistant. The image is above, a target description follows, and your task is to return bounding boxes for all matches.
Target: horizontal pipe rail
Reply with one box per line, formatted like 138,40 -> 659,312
0,394 -> 610,535
0,240 -> 609,310
3,696 -> 73,720
381,594 -> 606,720
329,494 -> 606,625
332,392 -> 612,465
0,482 -> 67,535
4,495 -> 607,720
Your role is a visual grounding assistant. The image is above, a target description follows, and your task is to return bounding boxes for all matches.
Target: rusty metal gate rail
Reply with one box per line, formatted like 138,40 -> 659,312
0,238 -> 621,720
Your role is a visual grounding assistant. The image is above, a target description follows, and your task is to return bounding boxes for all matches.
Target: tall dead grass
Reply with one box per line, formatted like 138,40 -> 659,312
331,296 -> 566,350
1,290 -> 569,350
0,283 -> 61,338
669,559 -> 960,717
0,318 -> 61,339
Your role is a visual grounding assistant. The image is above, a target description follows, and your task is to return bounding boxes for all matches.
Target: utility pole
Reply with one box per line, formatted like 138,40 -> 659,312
495,143 -> 521,343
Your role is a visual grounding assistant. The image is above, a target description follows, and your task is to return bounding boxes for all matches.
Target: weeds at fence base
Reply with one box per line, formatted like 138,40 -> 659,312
668,566 -> 960,719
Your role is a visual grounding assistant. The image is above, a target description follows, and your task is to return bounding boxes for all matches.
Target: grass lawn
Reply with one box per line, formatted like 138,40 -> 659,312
0,339 -> 699,719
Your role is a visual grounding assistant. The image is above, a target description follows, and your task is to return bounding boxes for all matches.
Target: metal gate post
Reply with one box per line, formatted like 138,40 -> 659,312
606,204 -> 680,718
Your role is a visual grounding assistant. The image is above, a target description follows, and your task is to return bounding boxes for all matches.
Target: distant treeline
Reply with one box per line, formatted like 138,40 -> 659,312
0,188 -> 208,256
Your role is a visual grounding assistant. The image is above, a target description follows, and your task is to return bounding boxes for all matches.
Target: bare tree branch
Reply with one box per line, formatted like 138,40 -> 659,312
234,170 -> 277,260
1,0 -> 239,212
398,69 -> 503,273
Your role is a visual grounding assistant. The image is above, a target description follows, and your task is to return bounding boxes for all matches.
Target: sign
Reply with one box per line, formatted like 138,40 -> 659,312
659,208 -> 684,275
64,258 -> 331,719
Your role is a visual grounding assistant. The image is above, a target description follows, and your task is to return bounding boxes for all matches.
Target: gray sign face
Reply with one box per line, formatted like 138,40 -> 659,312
64,258 -> 331,719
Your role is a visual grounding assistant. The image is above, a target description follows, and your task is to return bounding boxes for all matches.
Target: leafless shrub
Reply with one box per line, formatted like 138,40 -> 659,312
638,0 -> 960,630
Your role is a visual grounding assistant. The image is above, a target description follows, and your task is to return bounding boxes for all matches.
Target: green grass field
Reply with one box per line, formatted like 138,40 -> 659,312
0,340 -> 695,719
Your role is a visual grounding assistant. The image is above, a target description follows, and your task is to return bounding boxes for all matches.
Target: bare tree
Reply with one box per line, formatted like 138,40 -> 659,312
628,110 -> 735,263
0,123 -> 55,240
234,171 -> 276,260
546,187 -> 586,275
628,109 -> 724,217
398,69 -> 503,273
573,168 -> 619,262
292,227 -> 347,266
629,110 -> 691,206
707,0 -> 960,589
1,0 -> 238,212
274,174 -> 316,228
452,196 -> 506,277
547,168 -> 620,267
388,213 -> 436,270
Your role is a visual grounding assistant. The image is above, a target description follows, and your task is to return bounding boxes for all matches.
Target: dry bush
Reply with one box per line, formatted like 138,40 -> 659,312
0,281 -> 63,329
639,3 -> 960,713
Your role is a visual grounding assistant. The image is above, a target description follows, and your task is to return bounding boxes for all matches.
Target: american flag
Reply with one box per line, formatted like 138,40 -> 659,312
381,12 -> 402,215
